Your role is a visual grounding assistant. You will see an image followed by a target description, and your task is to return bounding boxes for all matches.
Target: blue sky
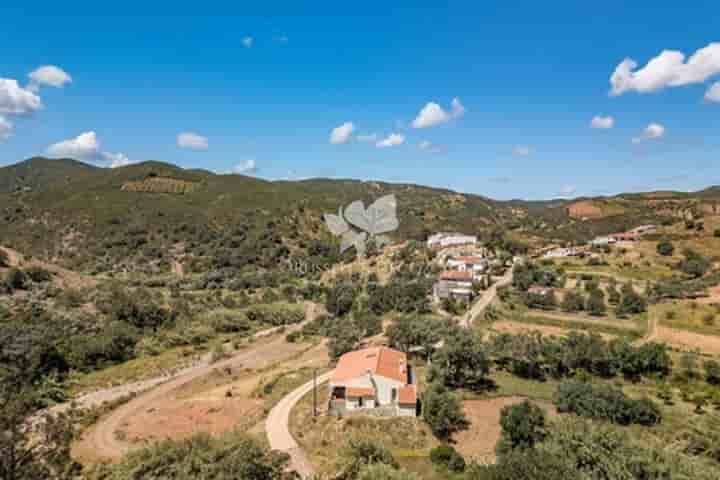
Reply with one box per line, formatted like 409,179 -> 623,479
1,1 -> 718,200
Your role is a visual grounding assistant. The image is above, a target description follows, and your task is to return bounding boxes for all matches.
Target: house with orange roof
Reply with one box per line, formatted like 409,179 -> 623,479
328,346 -> 417,417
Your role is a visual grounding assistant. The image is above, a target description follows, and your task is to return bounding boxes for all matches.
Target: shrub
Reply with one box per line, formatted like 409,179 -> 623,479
337,438 -> 398,480
357,464 -> 419,480
429,444 -> 466,473
679,249 -> 711,278
615,283 -> 646,317
244,303 -> 304,326
0,249 -> 9,267
656,240 -> 675,256
554,381 -> 661,426
704,360 -> 720,385
24,266 -> 52,283
561,291 -> 585,313
586,289 -> 606,316
5,268 -> 28,290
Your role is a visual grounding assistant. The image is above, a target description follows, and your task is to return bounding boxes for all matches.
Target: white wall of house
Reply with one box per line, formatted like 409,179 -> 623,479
330,373 -> 405,407
345,397 -> 376,411
397,404 -> 416,417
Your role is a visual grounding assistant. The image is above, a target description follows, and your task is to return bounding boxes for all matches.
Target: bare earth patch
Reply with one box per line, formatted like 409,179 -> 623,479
454,397 -> 557,464
655,326 -> 720,355
698,285 -> 720,305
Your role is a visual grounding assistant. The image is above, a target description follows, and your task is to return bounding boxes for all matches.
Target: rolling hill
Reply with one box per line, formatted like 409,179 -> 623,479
1,157 -> 718,275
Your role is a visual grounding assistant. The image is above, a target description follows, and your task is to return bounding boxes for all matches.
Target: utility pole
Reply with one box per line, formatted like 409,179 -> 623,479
312,369 -> 318,417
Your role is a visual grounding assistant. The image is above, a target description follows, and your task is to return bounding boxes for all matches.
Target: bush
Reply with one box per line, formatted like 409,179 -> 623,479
24,266 -> 52,283
586,289 -> 606,316
704,360 -> 720,385
0,249 -> 9,267
244,303 -> 304,326
496,400 -> 547,457
561,291 -> 585,313
337,438 -> 398,480
554,381 -> 661,426
615,283 -> 646,317
656,240 -> 675,256
5,268 -> 28,290
430,445 -> 465,472
357,464 -> 419,480
90,432 -> 289,479
679,249 -> 711,278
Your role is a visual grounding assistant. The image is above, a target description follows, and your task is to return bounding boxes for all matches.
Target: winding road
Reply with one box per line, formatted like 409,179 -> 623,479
265,371 -> 333,479
459,269 -> 514,328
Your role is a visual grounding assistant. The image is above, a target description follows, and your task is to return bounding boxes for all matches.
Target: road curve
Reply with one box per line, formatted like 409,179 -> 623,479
70,303 -> 321,461
266,370 -> 333,479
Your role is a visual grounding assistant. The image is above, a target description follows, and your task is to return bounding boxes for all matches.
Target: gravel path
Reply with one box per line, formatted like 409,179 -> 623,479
459,270 -> 513,328
265,370 -> 333,479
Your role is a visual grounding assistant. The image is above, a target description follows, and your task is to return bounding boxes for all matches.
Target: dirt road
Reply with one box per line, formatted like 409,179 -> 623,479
67,303 -> 321,461
459,270 -> 513,328
265,371 -> 333,479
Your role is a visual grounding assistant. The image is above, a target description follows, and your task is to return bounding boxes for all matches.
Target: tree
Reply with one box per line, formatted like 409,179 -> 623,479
329,326 -> 362,360
703,359 -> 720,385
326,283 -> 358,317
586,289 -> 606,316
680,351 -> 699,380
561,290 -> 585,313
656,240 -> 675,257
0,384 -> 79,480
337,438 -> 398,480
422,383 -> 468,440
496,401 -> 547,456
431,331 -> 491,391
679,249 -> 711,278
616,283 -> 646,317
429,445 -> 465,473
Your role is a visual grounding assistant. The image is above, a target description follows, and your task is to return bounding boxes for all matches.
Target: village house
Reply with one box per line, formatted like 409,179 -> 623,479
590,236 -> 617,247
543,247 -> 581,259
446,255 -> 489,279
426,232 -> 478,250
328,347 -> 417,417
433,270 -> 474,301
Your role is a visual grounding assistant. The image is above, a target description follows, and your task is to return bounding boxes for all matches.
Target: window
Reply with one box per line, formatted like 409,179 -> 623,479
391,388 -> 397,402
358,397 -> 364,407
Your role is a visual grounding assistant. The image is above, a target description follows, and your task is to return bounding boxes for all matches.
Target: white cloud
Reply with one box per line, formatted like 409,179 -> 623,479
232,159 -> 257,174
559,185 -> 577,197
632,122 -> 666,144
610,42 -> 720,96
46,131 -> 132,167
705,82 -> 720,102
376,133 -> 405,148
242,36 -> 254,48
590,115 -> 615,129
330,122 -> 354,144
28,65 -> 72,89
418,140 -> 433,150
102,151 -> 134,168
356,133 -> 378,142
411,97 -> 465,128
177,132 -> 209,150
0,116 -> 13,141
512,145 -> 532,156
47,131 -> 101,158
0,78 -> 43,115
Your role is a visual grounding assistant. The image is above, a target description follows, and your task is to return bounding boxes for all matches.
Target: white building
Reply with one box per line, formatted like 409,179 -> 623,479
446,256 -> 488,279
427,232 -> 477,250
328,347 -> 417,417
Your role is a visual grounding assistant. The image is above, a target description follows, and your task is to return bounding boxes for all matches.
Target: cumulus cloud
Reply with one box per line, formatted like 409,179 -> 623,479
28,65 -> 72,89
705,82 -> 720,102
376,133 -> 405,148
512,145 -> 532,156
177,132 -> 209,150
356,133 -> 378,142
0,116 -> 13,141
47,131 -> 101,158
411,97 -> 465,128
632,122 -> 666,144
46,131 -> 132,167
590,115 -> 615,129
0,78 -> 43,115
329,122 -> 354,144
610,42 -> 720,96
242,36 -> 254,48
232,159 -> 257,174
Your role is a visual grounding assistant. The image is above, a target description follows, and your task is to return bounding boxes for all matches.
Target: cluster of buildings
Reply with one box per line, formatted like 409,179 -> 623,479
590,224 -> 657,246
434,253 -> 492,302
542,247 -> 582,259
329,347 -> 417,417
426,232 -> 478,250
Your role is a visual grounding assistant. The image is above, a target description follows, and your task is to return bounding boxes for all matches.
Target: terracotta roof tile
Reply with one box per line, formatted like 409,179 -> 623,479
331,347 -> 408,384
346,387 -> 375,397
440,270 -> 473,281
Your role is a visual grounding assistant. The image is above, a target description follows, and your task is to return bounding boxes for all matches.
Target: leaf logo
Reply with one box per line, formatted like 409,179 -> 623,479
323,194 -> 398,256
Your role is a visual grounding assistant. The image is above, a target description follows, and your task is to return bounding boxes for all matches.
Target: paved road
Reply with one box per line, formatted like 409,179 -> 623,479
459,270 -> 513,328
266,370 -> 333,479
